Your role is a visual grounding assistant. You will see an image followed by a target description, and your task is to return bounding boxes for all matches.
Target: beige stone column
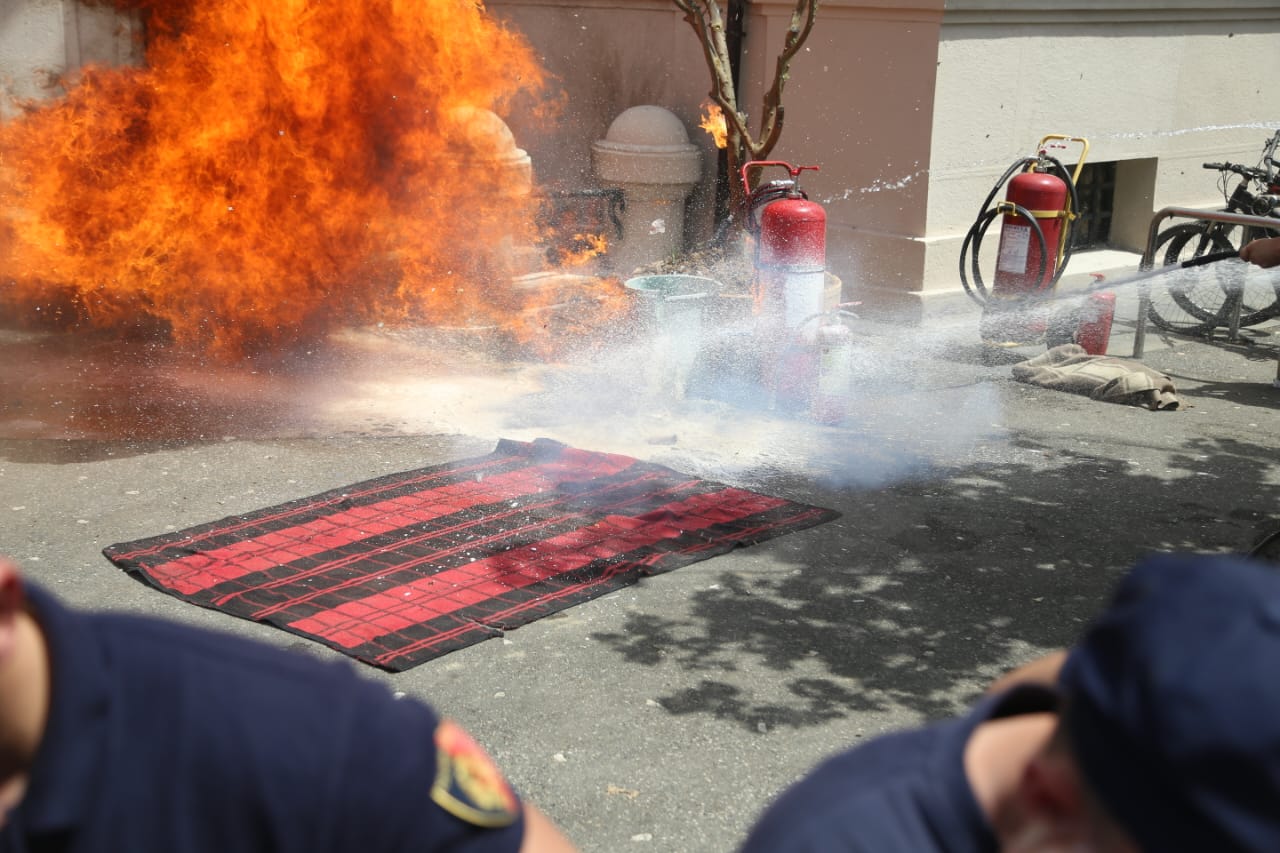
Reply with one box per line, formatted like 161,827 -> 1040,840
592,105 -> 702,276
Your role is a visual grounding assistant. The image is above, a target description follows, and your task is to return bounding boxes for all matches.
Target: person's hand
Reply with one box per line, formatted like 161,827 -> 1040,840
985,650 -> 1068,695
1240,236 -> 1280,268
518,804 -> 579,852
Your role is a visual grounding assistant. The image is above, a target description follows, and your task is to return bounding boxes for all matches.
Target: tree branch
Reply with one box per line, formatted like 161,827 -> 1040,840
757,0 -> 819,157
674,0 -> 820,230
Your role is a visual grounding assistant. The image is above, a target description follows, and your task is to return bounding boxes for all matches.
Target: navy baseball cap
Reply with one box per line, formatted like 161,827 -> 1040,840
1059,553 -> 1280,852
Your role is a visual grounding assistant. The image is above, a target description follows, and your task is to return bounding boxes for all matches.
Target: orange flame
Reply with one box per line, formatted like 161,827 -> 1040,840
506,272 -> 629,359
555,233 -> 609,268
0,0 -> 605,358
699,102 -> 727,149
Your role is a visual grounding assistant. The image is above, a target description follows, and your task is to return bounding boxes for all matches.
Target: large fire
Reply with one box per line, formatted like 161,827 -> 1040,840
0,0 -> 621,358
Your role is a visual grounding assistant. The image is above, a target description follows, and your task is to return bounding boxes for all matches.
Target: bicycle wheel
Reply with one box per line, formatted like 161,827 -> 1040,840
1233,225 -> 1280,326
1146,224 -> 1235,335
1160,223 -> 1280,328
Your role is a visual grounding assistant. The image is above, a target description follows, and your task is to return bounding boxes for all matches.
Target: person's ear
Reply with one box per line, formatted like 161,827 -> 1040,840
1019,749 -> 1084,822
0,560 -> 26,658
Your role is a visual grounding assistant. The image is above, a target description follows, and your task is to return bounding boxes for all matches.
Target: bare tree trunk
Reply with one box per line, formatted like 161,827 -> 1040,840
673,0 -> 819,235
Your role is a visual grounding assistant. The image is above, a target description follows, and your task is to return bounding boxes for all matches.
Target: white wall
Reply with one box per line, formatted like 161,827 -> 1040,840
0,0 -> 141,119
913,0 -> 1280,309
487,0 -> 721,246
738,0 -> 945,313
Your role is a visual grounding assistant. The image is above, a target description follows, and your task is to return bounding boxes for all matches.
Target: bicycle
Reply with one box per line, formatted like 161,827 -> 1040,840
1147,131 -> 1280,336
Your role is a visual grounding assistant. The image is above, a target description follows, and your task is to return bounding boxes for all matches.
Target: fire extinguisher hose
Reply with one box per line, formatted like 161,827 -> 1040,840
1067,248 -> 1241,298
959,155 -> 1079,306
960,201 -> 1048,304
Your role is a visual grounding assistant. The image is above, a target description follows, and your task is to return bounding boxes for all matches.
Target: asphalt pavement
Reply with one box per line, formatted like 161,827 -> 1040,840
1,260 -> 1278,852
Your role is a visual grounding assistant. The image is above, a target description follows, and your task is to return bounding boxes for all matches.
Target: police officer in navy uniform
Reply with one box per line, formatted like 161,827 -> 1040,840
0,558 -> 577,852
739,552 -> 1280,852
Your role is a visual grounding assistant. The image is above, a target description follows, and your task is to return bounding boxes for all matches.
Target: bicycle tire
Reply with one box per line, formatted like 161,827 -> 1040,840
1233,225 -> 1280,325
1146,224 -> 1235,335
1158,222 -> 1280,328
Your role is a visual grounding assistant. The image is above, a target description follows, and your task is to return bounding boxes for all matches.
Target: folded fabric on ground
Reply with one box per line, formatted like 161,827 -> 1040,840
1012,344 -> 1180,410
103,438 -> 840,671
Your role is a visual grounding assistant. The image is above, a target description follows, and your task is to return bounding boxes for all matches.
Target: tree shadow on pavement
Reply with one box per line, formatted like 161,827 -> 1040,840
592,433 -> 1280,733
1168,379 -> 1280,410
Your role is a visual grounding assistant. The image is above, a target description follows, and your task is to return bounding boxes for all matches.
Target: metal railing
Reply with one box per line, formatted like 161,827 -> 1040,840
1132,206 -> 1280,358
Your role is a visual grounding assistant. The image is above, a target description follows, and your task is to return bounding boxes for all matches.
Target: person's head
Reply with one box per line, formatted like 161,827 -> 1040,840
0,557 -> 48,779
1015,554 -> 1280,852
0,558 -> 28,660
1004,712 -> 1138,853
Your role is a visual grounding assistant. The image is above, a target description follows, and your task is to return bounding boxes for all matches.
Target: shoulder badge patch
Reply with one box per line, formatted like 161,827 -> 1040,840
431,718 -> 521,828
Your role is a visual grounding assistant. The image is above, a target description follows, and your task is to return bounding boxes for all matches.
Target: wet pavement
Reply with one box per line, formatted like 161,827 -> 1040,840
1,269 -> 1278,852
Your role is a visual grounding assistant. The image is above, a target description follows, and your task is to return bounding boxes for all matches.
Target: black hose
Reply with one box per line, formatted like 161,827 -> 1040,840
1039,154 -> 1079,286
1177,248 -> 1241,267
960,203 -> 1048,306
958,155 -> 1079,307
743,183 -> 803,237
959,157 -> 1033,305
1068,249 -> 1241,299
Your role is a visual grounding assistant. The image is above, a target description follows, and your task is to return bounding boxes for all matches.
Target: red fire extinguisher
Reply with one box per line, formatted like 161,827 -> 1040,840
993,169 -> 1069,296
1075,291 -> 1117,355
743,161 -> 844,417
812,310 -> 857,424
768,308 -> 858,421
742,161 -> 826,333
959,136 -> 1088,345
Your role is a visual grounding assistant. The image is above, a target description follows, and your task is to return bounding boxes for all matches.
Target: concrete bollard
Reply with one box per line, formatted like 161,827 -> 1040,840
592,106 -> 701,276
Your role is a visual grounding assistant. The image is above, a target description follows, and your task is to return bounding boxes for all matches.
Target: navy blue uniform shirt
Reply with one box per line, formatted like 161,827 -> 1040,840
1,583 -> 526,852
740,687 -> 1057,853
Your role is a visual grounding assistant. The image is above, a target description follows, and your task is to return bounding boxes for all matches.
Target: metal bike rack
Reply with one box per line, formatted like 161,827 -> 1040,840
1132,206 -> 1280,359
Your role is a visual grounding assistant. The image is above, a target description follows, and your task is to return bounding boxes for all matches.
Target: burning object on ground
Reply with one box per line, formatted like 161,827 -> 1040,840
0,0 -> 627,359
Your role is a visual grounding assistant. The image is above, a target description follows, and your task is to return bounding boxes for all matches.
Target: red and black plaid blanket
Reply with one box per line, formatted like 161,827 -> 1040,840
104,438 -> 839,671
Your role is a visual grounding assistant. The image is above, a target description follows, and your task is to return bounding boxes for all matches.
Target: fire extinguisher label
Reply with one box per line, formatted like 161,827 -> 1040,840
817,340 -> 851,396
783,271 -> 826,330
997,224 -> 1031,274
